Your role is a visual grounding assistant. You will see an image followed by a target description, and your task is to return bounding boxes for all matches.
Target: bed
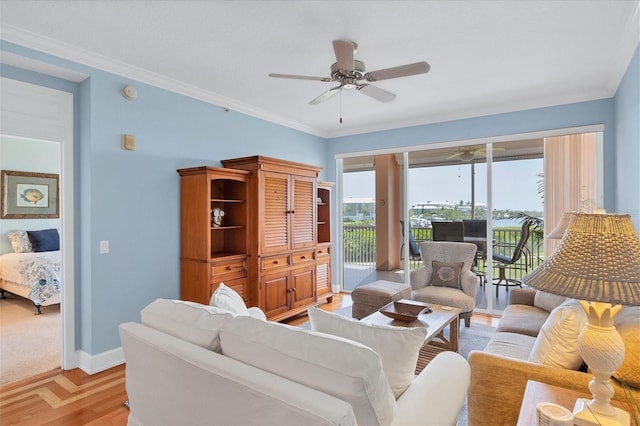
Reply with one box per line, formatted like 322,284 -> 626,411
0,250 -> 61,314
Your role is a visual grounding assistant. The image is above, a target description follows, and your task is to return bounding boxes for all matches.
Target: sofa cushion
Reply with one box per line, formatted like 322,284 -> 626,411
209,283 -> 249,315
141,299 -> 235,352
430,261 -> 464,289
308,307 -> 427,398
484,332 -> 537,361
528,299 -> 587,370
412,286 -> 475,312
613,306 -> 640,388
496,304 -> 549,337
534,291 -> 567,313
219,315 -> 396,426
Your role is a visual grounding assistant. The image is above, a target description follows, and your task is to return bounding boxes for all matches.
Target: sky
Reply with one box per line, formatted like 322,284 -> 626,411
343,158 -> 544,212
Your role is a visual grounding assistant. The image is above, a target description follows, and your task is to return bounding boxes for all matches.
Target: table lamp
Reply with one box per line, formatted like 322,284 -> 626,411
547,211 -> 576,239
522,212 -> 640,426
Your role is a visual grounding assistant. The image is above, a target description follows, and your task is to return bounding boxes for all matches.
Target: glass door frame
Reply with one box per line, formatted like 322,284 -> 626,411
334,124 -> 604,315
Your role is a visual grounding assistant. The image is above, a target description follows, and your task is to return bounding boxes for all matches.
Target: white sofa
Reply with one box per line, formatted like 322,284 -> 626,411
119,299 -> 471,426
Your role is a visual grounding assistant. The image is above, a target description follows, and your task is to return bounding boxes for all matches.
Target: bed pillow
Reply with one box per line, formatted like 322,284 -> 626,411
528,299 -> 587,370
7,230 -> 33,253
430,261 -> 464,289
26,229 -> 60,252
308,307 -> 427,398
209,283 -> 249,315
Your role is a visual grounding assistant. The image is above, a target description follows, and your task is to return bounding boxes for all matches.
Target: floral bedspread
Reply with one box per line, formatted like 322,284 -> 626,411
0,251 -> 61,305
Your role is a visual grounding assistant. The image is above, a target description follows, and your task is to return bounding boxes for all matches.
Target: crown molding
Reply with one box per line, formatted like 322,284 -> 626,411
0,24 -> 326,138
324,89 -> 611,139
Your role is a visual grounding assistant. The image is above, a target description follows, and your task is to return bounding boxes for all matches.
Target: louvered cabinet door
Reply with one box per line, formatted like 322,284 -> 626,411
291,175 -> 316,250
261,171 -> 290,254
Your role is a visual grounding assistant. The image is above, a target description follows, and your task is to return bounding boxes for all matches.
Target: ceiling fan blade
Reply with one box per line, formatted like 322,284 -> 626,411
333,40 -> 355,72
364,61 -> 431,82
309,86 -> 341,105
357,84 -> 396,103
269,73 -> 332,82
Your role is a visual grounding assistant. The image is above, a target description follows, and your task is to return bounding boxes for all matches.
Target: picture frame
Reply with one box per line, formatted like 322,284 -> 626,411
1,170 -> 59,219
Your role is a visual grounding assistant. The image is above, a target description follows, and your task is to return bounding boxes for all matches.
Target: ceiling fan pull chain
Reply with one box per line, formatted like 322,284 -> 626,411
339,88 -> 343,124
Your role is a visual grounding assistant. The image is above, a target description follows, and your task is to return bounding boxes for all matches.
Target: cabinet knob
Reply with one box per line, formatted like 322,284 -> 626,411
226,266 -> 232,271
301,255 -> 306,259
273,260 -> 279,264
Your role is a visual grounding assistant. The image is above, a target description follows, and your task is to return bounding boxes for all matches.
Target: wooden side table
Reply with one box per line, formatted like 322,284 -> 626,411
517,380 -> 628,426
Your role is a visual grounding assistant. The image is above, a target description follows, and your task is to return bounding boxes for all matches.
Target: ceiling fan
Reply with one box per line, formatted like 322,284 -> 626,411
268,40 -> 430,105
447,146 -> 505,162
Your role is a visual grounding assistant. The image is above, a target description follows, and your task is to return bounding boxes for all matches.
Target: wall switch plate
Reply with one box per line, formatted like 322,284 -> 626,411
99,240 -> 109,254
121,134 -> 136,151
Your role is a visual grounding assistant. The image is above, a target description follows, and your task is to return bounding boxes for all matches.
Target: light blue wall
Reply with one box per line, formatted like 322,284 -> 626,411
0,137 -> 61,254
1,38 -> 638,357
1,41 -> 327,354
326,99 -> 617,212
614,44 -> 640,226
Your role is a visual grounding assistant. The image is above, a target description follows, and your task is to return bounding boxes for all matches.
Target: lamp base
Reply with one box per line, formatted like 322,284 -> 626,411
573,398 -> 630,426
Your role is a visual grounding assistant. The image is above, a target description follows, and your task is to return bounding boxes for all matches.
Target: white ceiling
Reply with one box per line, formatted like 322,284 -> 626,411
1,0 -> 638,138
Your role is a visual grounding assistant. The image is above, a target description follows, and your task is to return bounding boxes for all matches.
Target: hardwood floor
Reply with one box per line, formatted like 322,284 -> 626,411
0,293 -> 497,425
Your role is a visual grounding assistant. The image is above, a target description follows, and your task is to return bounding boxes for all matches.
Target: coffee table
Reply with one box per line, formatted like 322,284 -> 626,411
361,301 -> 461,352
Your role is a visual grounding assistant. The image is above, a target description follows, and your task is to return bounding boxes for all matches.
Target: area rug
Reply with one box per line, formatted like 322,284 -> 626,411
0,294 -> 60,385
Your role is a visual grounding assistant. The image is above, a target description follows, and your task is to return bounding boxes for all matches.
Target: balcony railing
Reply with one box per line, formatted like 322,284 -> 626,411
343,224 -> 543,280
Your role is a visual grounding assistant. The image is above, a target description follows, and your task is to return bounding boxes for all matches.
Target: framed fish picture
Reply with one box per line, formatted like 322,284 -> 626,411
1,170 -> 59,219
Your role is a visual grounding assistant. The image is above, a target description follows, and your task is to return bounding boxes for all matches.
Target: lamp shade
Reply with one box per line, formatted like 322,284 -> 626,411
547,211 -> 575,239
522,213 -> 640,305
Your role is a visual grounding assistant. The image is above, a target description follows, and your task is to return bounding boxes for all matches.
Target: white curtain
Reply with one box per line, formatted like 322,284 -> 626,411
543,133 -> 598,257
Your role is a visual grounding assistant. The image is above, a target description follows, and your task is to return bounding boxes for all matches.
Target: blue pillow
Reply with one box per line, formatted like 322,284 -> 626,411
27,229 -> 60,252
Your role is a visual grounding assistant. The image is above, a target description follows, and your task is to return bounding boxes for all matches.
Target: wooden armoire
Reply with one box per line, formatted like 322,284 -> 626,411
178,156 -> 333,321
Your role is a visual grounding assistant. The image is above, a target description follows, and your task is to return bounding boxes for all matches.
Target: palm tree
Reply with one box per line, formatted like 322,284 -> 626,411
512,173 -> 544,244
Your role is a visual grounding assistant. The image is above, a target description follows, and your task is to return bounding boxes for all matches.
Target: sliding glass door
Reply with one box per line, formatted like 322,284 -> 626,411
336,132 -> 601,316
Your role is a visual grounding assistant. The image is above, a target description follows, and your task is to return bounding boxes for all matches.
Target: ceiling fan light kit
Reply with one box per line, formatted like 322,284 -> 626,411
268,39 -> 430,106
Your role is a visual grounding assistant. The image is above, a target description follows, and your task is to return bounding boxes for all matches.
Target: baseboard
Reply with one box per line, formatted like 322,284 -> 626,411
77,347 -> 124,375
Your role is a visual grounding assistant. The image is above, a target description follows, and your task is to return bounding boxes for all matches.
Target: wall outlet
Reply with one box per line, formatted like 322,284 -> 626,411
99,240 -> 109,254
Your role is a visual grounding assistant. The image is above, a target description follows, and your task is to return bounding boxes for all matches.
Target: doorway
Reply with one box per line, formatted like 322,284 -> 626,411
0,77 -> 76,372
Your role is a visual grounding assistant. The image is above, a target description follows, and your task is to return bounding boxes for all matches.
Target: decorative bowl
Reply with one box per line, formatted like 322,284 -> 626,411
378,299 -> 432,322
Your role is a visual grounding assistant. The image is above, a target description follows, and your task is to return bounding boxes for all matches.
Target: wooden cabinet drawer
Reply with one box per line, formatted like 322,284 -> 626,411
292,251 -> 314,264
261,255 -> 290,270
211,259 -> 246,277
316,246 -> 330,258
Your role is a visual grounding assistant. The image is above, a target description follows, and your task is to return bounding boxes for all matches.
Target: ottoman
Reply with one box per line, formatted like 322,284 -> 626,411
351,280 -> 412,319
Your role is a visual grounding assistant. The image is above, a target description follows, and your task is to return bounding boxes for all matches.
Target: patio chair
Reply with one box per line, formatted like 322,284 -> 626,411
492,222 -> 531,297
400,220 -> 421,260
463,219 -> 488,284
431,221 -> 464,242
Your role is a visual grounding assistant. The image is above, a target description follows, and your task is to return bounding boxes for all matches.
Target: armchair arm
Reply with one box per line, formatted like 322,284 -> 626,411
467,350 -> 592,426
509,288 -> 537,306
409,267 -> 431,290
460,270 -> 478,299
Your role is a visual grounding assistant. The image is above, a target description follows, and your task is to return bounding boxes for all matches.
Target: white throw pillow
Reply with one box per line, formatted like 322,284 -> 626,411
210,283 -> 249,315
308,307 -> 427,398
141,298 -> 235,352
219,315 -> 397,426
528,299 -> 587,370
